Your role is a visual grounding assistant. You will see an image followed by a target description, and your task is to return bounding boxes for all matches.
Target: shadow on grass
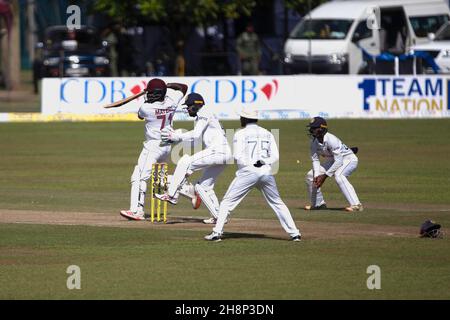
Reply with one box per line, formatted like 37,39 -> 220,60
164,216 -> 205,224
222,232 -> 286,241
298,207 -> 347,212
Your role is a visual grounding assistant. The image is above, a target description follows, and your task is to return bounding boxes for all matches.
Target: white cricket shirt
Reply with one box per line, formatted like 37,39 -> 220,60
233,123 -> 279,173
138,89 -> 184,141
179,108 -> 229,151
310,132 -> 354,177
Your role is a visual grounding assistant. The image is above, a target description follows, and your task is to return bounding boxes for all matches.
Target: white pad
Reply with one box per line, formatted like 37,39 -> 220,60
206,189 -> 219,212
130,165 -> 140,212
194,184 -> 219,219
131,165 -> 140,183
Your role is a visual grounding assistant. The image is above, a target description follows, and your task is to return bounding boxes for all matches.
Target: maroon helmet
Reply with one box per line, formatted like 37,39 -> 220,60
146,78 -> 167,103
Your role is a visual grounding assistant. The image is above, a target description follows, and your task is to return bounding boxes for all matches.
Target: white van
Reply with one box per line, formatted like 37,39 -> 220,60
411,21 -> 450,73
283,0 -> 450,74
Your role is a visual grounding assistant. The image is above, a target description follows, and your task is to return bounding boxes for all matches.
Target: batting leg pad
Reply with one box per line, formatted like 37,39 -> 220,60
129,165 -> 141,212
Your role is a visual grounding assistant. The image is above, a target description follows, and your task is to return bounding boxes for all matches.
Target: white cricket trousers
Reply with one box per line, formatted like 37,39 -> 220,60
213,167 -> 301,237
129,141 -> 170,212
305,154 -> 360,207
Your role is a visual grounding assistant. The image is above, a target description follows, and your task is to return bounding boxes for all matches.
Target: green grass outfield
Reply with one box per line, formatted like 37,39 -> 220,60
1,119 -> 450,299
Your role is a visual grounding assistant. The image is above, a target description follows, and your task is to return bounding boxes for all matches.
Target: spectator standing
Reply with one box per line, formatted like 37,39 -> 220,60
174,40 -> 185,76
101,24 -> 119,77
236,23 -> 261,75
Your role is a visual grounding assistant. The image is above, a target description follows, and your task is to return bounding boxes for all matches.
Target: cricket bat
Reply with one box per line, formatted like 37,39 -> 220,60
103,90 -> 146,109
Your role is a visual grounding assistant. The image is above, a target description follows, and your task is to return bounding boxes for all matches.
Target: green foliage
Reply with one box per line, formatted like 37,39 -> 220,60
222,0 -> 256,19
93,0 -> 257,27
93,2 -> 133,20
285,0 -> 328,14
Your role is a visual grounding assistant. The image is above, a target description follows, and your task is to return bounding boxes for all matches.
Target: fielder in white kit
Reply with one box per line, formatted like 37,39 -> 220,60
205,109 -> 302,242
120,78 -> 188,221
305,117 -> 363,212
157,92 -> 232,224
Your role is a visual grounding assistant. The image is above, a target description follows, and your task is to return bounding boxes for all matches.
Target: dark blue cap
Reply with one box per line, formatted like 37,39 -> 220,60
183,93 -> 205,107
307,117 -> 328,129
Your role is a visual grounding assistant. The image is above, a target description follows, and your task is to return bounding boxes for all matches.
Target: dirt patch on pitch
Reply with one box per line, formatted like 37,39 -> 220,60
283,199 -> 450,213
357,202 -> 450,212
0,209 -> 424,240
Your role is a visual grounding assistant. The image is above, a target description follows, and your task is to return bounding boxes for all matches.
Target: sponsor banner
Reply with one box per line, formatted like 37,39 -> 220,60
42,76 -> 296,117
358,77 -> 449,117
38,75 -> 450,120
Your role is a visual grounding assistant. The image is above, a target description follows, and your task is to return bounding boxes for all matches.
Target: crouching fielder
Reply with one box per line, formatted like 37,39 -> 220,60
205,109 -> 301,242
157,92 -> 232,224
305,117 -> 363,212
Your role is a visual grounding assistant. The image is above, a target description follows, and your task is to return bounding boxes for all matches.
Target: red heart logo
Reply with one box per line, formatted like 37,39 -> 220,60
260,80 -> 279,100
261,84 -> 272,100
130,81 -> 147,95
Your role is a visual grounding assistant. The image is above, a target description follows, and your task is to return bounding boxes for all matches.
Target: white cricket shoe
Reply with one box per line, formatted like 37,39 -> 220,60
344,204 -> 364,212
202,217 -> 229,225
202,217 -> 216,224
120,210 -> 146,221
291,234 -> 302,242
154,193 -> 178,205
204,231 -> 222,242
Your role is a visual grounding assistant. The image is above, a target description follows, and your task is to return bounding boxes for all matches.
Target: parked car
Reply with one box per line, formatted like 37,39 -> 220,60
283,0 -> 450,74
412,21 -> 450,73
35,25 -> 110,79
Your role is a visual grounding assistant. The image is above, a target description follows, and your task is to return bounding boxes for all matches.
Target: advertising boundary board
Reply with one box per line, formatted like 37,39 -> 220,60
1,75 -> 448,122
